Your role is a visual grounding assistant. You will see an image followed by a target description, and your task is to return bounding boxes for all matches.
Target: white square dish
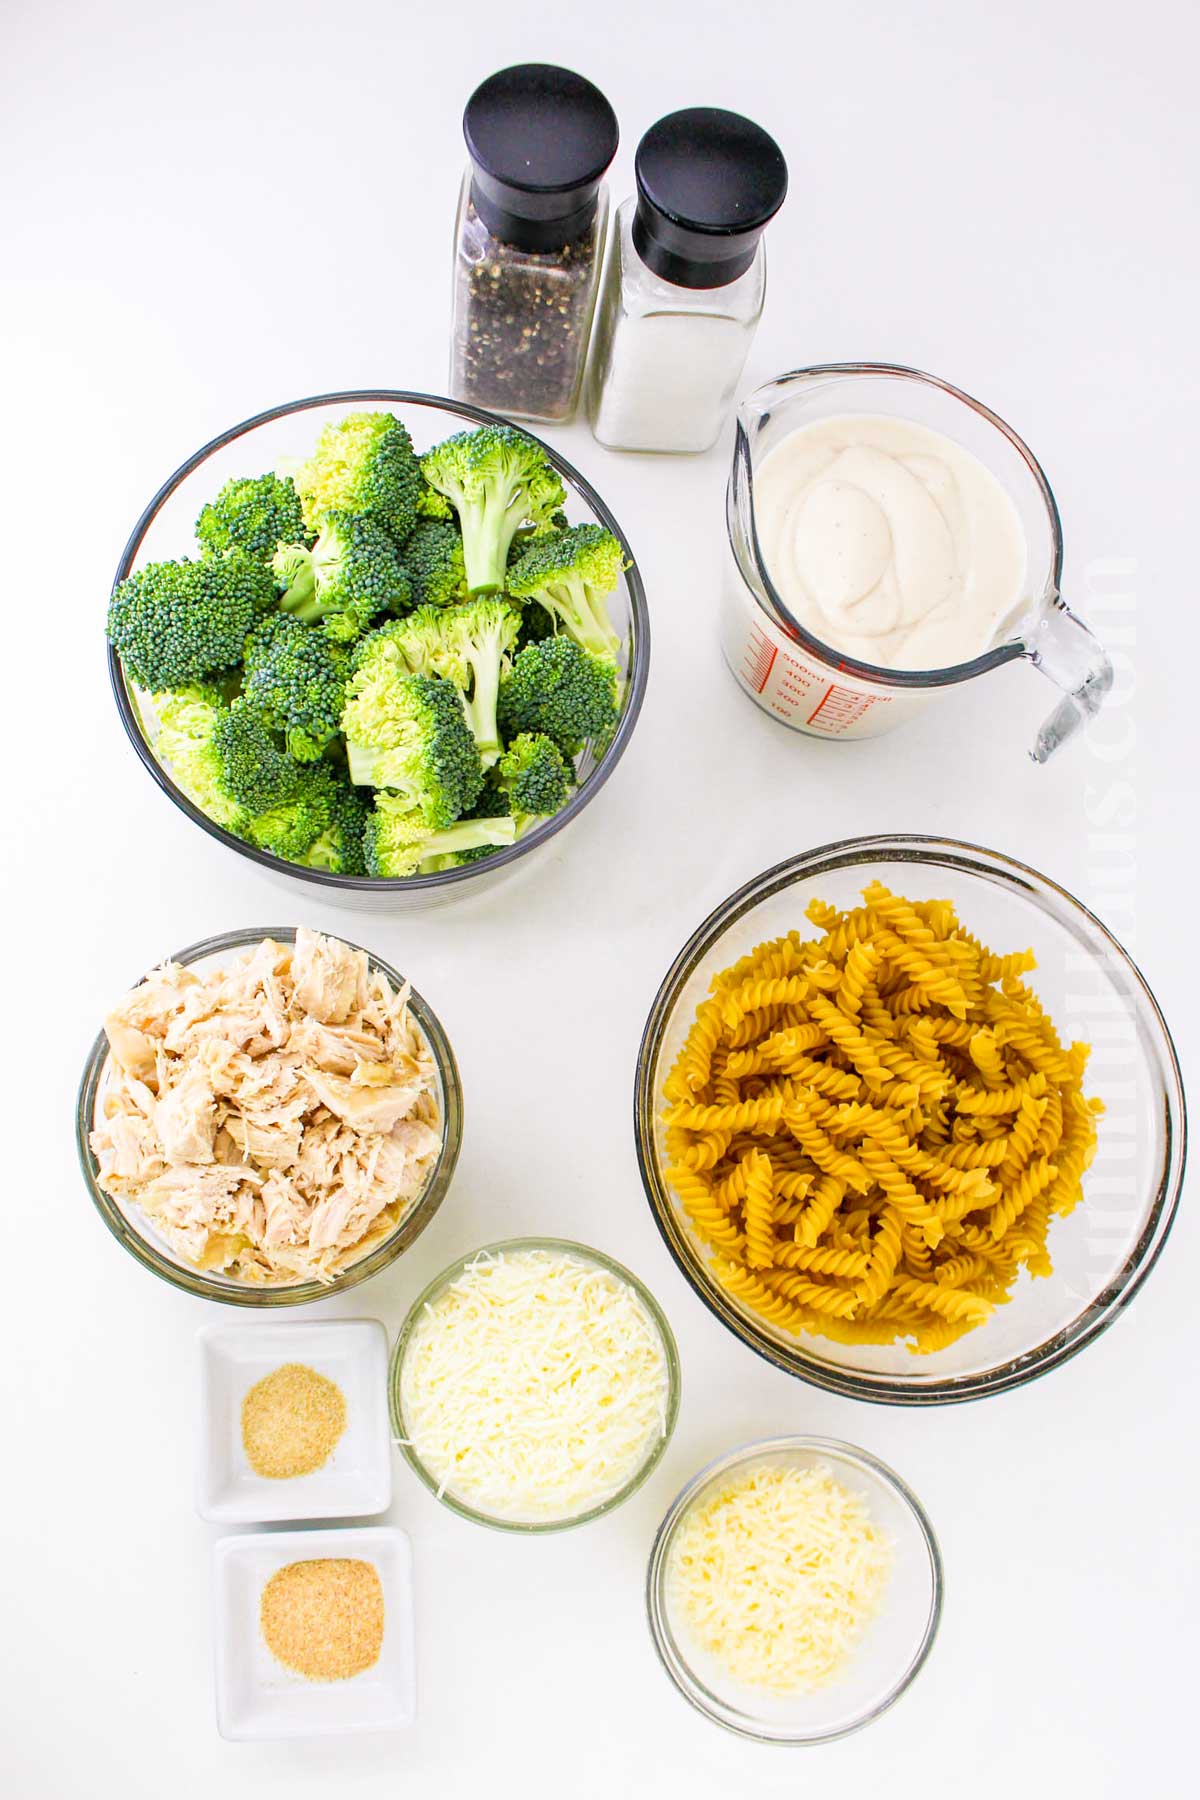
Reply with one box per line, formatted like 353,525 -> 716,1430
197,1320 -> 391,1523
212,1525 -> 415,1740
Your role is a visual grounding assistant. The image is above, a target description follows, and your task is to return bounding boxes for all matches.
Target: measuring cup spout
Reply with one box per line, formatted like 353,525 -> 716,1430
1022,600 -> 1114,763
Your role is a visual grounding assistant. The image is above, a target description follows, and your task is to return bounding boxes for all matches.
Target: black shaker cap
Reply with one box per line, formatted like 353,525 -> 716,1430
633,107 -> 788,289
464,64 -> 619,251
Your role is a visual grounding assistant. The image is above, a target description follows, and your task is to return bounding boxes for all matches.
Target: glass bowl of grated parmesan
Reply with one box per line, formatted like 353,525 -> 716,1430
388,1238 -> 680,1531
646,1435 -> 942,1742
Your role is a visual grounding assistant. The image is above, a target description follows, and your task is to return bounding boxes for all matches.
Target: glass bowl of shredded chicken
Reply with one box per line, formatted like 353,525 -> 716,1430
76,927 -> 462,1304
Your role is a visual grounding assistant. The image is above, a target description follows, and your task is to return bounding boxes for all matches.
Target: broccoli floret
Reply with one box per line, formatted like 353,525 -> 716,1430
298,775 -> 369,875
415,477 -> 454,521
108,552 -> 274,691
364,791 -> 517,878
505,524 -> 626,663
211,698 -> 308,813
153,687 -> 302,828
495,732 -> 574,831
497,635 -> 620,757
420,425 -> 565,595
273,511 -> 409,643
240,613 -> 349,761
367,609 -> 467,686
342,649 -> 483,825
242,771 -> 341,862
195,473 -> 308,567
153,686 -> 249,830
362,600 -> 519,767
294,411 -> 422,540
404,519 -> 467,609
152,679 -> 368,869
437,597 -> 522,766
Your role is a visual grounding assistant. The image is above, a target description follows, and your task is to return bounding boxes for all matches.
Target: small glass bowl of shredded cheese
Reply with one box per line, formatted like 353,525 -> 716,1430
647,1436 -> 941,1742
389,1239 -> 680,1531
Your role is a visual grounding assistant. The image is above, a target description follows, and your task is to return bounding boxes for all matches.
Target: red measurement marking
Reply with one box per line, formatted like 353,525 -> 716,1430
742,628 -> 778,694
755,643 -> 778,693
806,683 -> 836,725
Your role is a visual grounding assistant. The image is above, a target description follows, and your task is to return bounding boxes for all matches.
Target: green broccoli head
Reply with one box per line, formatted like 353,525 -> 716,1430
497,635 -> 620,758
365,609 -> 469,687
273,511 -> 410,643
404,519 -> 467,609
108,552 -> 275,691
152,686 -> 249,831
364,790 -> 517,879
195,473 -> 308,567
298,775 -> 369,875
210,698 -> 309,813
294,410 -> 422,540
420,425 -> 566,595
153,687 -> 302,828
414,477 -> 454,522
342,648 -> 484,826
496,731 -> 575,826
240,613 -> 349,761
240,768 -> 341,862
505,524 -> 626,664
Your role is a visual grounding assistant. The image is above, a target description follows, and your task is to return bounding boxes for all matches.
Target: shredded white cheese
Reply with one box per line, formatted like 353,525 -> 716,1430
399,1247 -> 671,1523
667,1462 -> 893,1693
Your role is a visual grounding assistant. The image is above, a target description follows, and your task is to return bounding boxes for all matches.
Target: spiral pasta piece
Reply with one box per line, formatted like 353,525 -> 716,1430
741,1150 -> 776,1270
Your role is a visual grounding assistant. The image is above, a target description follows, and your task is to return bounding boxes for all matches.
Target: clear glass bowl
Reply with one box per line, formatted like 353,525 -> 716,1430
388,1236 -> 681,1531
646,1436 -> 942,1743
76,927 -> 463,1306
107,389 -> 649,911
634,835 -> 1186,1404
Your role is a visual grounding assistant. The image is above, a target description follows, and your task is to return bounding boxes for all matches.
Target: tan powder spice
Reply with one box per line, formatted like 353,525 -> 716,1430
241,1363 -> 347,1480
260,1558 -> 384,1682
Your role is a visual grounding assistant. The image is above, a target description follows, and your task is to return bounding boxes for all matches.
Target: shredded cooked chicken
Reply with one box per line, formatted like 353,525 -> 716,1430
90,928 -> 442,1284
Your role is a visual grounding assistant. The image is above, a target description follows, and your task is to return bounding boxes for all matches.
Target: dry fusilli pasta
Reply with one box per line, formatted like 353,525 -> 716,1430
660,886 -> 1102,1355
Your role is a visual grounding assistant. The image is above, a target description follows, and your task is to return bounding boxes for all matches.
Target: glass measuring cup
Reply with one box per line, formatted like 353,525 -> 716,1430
722,364 -> 1113,760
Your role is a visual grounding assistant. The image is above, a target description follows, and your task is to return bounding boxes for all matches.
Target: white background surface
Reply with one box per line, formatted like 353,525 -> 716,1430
3,1 -> 1196,1794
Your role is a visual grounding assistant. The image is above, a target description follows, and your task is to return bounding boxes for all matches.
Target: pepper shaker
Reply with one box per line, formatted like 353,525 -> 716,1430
450,64 -> 619,425
587,109 -> 788,454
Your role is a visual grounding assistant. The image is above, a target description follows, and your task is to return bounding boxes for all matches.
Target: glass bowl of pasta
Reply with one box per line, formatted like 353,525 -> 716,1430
634,836 -> 1186,1404
646,1436 -> 942,1742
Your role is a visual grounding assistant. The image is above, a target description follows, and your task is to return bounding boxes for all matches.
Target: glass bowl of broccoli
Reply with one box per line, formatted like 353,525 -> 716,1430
107,391 -> 649,909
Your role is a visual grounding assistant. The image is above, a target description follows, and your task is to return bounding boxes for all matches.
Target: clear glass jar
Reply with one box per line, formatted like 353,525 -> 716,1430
450,171 -> 608,424
588,196 -> 766,453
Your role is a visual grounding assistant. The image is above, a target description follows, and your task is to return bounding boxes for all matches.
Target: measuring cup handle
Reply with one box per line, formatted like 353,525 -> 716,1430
1021,599 -> 1114,763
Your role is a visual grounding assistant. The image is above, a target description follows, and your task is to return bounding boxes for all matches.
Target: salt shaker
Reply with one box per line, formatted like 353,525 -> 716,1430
587,109 -> 788,454
450,64 -> 618,425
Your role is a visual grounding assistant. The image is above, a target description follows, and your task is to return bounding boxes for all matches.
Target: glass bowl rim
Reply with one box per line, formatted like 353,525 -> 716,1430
645,1432 -> 943,1745
633,832 -> 1187,1405
388,1234 -> 682,1533
76,924 -> 463,1306
106,387 -> 650,893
